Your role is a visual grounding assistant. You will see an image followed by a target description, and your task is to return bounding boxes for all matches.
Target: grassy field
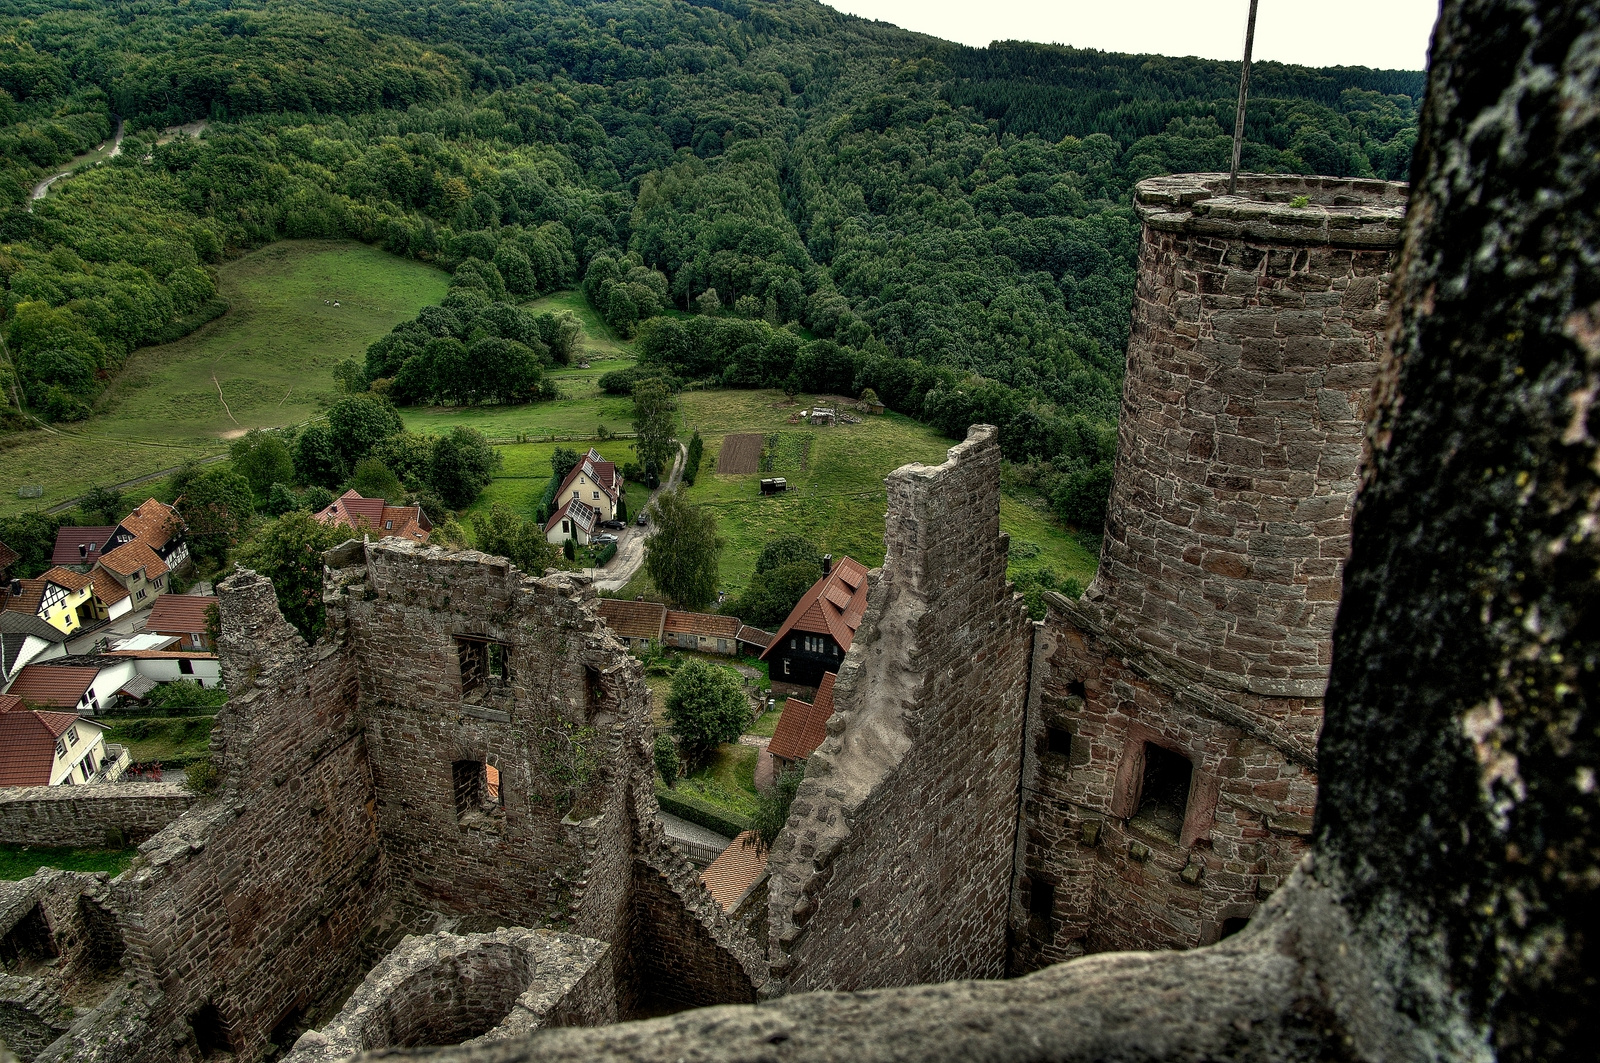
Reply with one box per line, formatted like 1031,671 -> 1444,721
0,240 -> 448,516
1,845 -> 135,880
101,715 -> 218,766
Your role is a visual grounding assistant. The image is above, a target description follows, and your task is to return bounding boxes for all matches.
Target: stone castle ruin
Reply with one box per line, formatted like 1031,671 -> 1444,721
3,3 -> 1594,1056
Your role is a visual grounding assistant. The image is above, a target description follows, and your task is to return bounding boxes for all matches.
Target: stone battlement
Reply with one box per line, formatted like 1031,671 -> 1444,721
1134,174 -> 1407,248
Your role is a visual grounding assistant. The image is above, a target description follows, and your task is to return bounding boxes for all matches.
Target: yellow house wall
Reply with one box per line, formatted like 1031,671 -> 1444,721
39,586 -> 95,635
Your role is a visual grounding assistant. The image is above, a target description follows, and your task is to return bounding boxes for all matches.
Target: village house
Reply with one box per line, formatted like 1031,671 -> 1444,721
664,611 -> 742,655
735,624 -> 774,657
107,498 -> 189,572
4,566 -> 99,636
314,490 -> 432,542
544,497 -> 599,545
90,539 -> 170,619
768,671 -> 837,769
105,647 -> 222,688
0,692 -> 126,786
760,555 -> 869,687
555,448 -> 625,522
5,657 -> 138,715
51,526 -> 116,570
0,612 -> 68,690
596,599 -> 666,652
700,831 -> 770,913
145,594 -> 220,651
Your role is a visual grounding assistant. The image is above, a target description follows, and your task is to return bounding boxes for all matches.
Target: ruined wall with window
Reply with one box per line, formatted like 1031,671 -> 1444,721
324,542 -> 654,998
1010,175 -> 1403,970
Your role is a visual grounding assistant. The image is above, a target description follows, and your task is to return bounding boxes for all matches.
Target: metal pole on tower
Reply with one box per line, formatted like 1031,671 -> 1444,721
1229,0 -> 1261,195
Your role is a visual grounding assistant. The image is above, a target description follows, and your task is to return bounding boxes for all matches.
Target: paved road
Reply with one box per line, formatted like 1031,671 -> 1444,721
586,441 -> 687,592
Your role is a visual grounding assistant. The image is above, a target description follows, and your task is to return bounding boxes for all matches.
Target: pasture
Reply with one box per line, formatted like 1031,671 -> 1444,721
0,240 -> 448,515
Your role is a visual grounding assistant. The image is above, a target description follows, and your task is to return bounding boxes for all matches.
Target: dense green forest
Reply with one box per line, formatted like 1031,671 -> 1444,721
0,0 -> 1423,529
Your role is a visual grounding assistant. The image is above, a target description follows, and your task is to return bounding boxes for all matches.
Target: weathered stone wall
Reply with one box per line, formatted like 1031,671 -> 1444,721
765,426 -> 1034,994
1087,173 -> 1404,714
112,570 -> 388,1063
1010,597 -> 1314,970
0,783 -> 196,848
284,927 -> 613,1060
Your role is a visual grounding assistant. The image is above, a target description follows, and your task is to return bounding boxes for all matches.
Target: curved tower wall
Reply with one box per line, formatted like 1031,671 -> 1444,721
1086,174 -> 1407,705
1012,175 -> 1406,972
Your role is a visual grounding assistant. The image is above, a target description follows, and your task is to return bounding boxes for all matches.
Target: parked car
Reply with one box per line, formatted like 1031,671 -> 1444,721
599,519 -> 625,530
592,533 -> 619,545
636,512 -> 648,526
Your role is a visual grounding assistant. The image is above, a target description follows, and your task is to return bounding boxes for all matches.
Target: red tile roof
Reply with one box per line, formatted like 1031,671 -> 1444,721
3,579 -> 45,617
6,664 -> 99,709
51,526 -> 116,566
769,672 -> 836,762
554,449 -> 623,509
598,599 -> 666,641
90,569 -> 130,607
115,499 -> 182,552
700,831 -> 768,911
0,541 -> 18,574
665,611 -> 742,639
105,649 -> 218,660
313,491 -> 430,542
97,540 -> 169,580
0,694 -> 86,787
760,557 -> 870,661
146,595 -> 219,637
736,625 -> 773,649
40,567 -> 91,593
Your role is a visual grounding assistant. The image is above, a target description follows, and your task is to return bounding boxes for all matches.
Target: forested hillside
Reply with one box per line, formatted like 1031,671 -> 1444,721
0,0 -> 1423,529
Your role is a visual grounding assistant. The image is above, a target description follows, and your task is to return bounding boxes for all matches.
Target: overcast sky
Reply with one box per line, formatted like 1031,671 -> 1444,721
824,0 -> 1440,71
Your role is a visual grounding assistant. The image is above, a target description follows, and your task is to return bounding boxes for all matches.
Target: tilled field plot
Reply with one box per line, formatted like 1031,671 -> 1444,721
716,433 -> 763,474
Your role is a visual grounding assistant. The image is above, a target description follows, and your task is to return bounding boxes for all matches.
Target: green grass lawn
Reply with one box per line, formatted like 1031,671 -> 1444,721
101,715 -> 217,766
673,743 -> 760,819
0,240 -> 448,515
0,845 -> 135,880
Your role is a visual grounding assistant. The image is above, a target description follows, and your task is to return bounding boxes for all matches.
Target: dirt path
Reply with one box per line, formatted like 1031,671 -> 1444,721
29,118 -> 207,211
44,453 -> 228,514
30,118 -> 123,210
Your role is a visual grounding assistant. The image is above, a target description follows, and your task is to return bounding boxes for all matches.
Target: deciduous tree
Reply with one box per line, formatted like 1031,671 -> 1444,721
643,487 -> 722,609
664,658 -> 748,769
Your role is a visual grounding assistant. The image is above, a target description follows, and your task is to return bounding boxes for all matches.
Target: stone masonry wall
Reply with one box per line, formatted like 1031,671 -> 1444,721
324,541 -> 654,1004
1010,595 -> 1315,972
284,927 -> 614,1061
0,783 -> 196,848
111,570 -> 388,1063
765,425 -> 1034,994
1086,174 -> 1404,722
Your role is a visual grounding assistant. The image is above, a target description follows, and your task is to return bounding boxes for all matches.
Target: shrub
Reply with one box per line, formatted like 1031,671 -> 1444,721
654,735 -> 680,788
185,760 -> 220,795
753,763 -> 805,848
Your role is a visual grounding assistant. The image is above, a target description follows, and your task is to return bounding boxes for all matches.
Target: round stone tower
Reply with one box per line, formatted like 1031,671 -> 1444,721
1082,173 -> 1407,702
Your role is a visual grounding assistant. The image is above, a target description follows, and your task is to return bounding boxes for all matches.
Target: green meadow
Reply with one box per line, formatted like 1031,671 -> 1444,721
0,241 -> 1095,596
0,240 -> 448,515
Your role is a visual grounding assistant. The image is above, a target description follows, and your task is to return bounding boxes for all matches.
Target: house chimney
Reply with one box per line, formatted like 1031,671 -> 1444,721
8,579 -> 20,597
79,543 -> 87,558
822,553 -> 832,576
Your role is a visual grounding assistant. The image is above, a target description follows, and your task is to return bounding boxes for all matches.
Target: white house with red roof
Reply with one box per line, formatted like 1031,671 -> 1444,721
0,692 -> 125,786
554,448 -> 625,522
760,555 -> 869,687
313,490 -> 432,543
